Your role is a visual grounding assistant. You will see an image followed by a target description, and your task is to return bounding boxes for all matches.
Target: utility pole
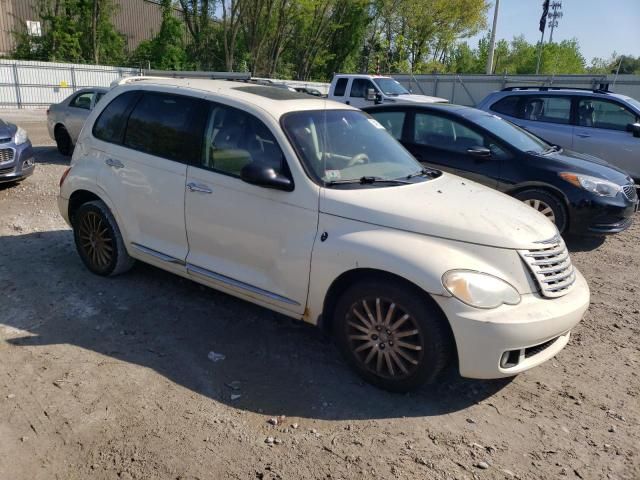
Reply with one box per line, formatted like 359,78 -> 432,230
536,0 -> 550,74
485,0 -> 500,75
548,1 -> 563,43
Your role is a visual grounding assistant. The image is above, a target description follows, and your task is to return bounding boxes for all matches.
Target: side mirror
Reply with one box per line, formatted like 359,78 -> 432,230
626,122 -> 640,138
366,88 -> 378,101
240,162 -> 293,191
467,146 -> 492,158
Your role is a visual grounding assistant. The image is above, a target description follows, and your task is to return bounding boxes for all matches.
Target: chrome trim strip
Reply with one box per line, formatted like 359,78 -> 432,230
187,263 -> 300,306
131,242 -> 186,265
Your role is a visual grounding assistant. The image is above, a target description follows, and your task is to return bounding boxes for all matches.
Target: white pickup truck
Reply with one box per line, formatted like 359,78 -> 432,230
328,74 -> 447,108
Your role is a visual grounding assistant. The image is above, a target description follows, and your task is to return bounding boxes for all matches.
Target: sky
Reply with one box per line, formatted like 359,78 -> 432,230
465,0 -> 640,62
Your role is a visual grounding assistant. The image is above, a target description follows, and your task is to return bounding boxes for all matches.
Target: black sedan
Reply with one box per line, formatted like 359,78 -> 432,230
364,104 -> 638,236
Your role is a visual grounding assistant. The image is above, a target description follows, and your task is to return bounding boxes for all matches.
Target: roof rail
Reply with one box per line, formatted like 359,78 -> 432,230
501,85 -> 612,94
109,76 -> 168,88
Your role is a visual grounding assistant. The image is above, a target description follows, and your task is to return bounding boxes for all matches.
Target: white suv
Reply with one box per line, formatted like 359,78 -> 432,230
58,78 -> 590,391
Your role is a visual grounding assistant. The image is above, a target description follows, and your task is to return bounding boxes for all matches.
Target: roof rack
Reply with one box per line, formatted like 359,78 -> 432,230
501,85 -> 612,94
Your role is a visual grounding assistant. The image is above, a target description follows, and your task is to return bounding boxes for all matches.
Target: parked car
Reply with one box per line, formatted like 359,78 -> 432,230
58,78 -> 590,391
47,87 -> 108,155
0,118 -> 35,184
476,87 -> 640,181
329,74 -> 447,108
364,103 -> 638,236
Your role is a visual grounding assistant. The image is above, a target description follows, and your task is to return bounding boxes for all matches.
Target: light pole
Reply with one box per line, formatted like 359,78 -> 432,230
548,1 -> 563,43
486,0 -> 500,75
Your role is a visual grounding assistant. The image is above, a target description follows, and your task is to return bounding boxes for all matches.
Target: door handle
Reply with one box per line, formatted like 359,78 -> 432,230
576,133 -> 591,138
187,182 -> 213,194
105,158 -> 124,169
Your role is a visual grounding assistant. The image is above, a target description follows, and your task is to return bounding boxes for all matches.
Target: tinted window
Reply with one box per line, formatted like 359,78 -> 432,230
93,91 -> 139,144
578,99 -> 638,131
124,92 -> 208,163
333,78 -> 348,96
522,96 -> 571,124
201,104 -> 285,178
70,92 -> 94,110
414,113 -> 484,153
491,96 -> 521,117
369,110 -> 406,140
95,92 -> 105,105
350,79 -> 375,98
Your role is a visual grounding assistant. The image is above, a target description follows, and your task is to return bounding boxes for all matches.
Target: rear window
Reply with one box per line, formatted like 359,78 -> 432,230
333,78 -> 348,97
123,92 -> 208,163
93,91 -> 139,144
491,96 -> 521,118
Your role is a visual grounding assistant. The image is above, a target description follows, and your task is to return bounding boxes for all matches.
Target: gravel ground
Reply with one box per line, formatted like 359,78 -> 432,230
1,110 -> 638,480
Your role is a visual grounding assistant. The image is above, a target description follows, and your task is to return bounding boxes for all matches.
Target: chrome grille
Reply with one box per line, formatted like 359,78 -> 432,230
519,237 -> 575,298
0,148 -> 14,164
622,184 -> 638,202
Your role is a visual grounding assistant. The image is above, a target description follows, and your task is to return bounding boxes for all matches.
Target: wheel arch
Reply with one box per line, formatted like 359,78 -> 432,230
319,268 -> 457,361
505,182 -> 570,231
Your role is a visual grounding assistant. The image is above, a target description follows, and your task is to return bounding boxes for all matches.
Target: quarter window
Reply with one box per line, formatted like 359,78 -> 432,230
522,96 -> 571,124
201,104 -> 285,178
350,79 -> 376,98
93,91 -> 140,144
578,99 -> 638,131
70,92 -> 94,110
369,111 -> 406,140
333,78 -> 348,97
491,96 -> 521,118
123,92 -> 208,163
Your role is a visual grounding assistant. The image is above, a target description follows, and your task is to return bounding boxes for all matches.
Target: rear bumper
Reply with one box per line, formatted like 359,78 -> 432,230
433,268 -> 590,379
58,195 -> 71,226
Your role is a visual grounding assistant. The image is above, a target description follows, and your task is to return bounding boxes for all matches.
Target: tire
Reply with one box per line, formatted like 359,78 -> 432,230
513,189 -> 568,233
54,126 -> 73,156
73,200 -> 135,276
333,279 -> 452,392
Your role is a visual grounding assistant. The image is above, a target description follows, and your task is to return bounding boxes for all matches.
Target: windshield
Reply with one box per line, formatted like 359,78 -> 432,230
373,78 -> 409,96
472,112 -> 551,154
282,110 -> 423,185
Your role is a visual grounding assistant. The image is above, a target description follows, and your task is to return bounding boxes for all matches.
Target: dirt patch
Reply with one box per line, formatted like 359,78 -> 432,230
0,114 -> 638,479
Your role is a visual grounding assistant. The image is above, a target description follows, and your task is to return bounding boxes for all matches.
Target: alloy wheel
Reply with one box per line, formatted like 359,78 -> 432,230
346,297 -> 424,379
523,198 -> 556,224
78,211 -> 114,270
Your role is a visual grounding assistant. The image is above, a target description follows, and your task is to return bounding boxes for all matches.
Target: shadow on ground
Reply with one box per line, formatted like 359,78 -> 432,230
0,230 -> 511,421
565,234 -> 606,252
33,145 -> 70,166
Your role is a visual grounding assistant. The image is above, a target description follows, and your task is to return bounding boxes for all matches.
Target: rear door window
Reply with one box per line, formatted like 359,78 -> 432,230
93,91 -> 140,144
368,110 -> 407,140
522,96 -> 571,124
123,92 -> 208,164
333,78 -> 348,97
70,92 -> 94,110
577,98 -> 639,131
200,103 -> 286,178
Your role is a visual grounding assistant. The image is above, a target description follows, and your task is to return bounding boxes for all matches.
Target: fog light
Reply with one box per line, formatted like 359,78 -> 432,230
23,158 -> 35,167
500,350 -> 521,369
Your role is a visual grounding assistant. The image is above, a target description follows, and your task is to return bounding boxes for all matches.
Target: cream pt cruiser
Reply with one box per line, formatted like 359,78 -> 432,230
58,78 -> 590,391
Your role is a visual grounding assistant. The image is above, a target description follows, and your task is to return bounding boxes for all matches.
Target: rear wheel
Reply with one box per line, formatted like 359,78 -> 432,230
73,200 -> 134,276
54,126 -> 73,156
333,279 -> 452,392
513,189 -> 567,233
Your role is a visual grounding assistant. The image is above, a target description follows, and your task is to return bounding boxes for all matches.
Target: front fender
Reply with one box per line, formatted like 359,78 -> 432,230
305,213 -> 536,325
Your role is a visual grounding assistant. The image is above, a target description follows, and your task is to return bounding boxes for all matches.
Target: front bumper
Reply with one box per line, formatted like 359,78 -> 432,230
433,268 -> 590,379
567,190 -> 638,235
0,141 -> 35,183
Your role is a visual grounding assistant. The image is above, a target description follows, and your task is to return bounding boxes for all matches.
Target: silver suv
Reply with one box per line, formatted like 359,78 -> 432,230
477,87 -> 640,180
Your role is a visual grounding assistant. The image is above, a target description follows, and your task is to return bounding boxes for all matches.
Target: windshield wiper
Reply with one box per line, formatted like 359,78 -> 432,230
406,167 -> 439,179
326,176 -> 411,186
542,145 -> 561,155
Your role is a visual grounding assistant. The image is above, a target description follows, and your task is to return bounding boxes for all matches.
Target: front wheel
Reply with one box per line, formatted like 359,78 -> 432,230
333,279 -> 452,392
513,189 -> 567,233
73,200 -> 135,276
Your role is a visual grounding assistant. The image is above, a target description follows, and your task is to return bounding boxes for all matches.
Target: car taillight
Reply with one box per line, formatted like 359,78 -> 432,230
60,167 -> 71,188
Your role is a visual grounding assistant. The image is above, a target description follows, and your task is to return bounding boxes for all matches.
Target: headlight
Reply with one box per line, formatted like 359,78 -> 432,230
442,270 -> 521,309
13,126 -> 28,145
559,172 -> 621,197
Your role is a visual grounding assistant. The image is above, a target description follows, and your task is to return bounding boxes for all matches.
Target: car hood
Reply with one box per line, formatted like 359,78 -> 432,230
320,173 -> 558,250
0,119 -> 16,140
392,94 -> 448,104
534,149 -> 634,185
